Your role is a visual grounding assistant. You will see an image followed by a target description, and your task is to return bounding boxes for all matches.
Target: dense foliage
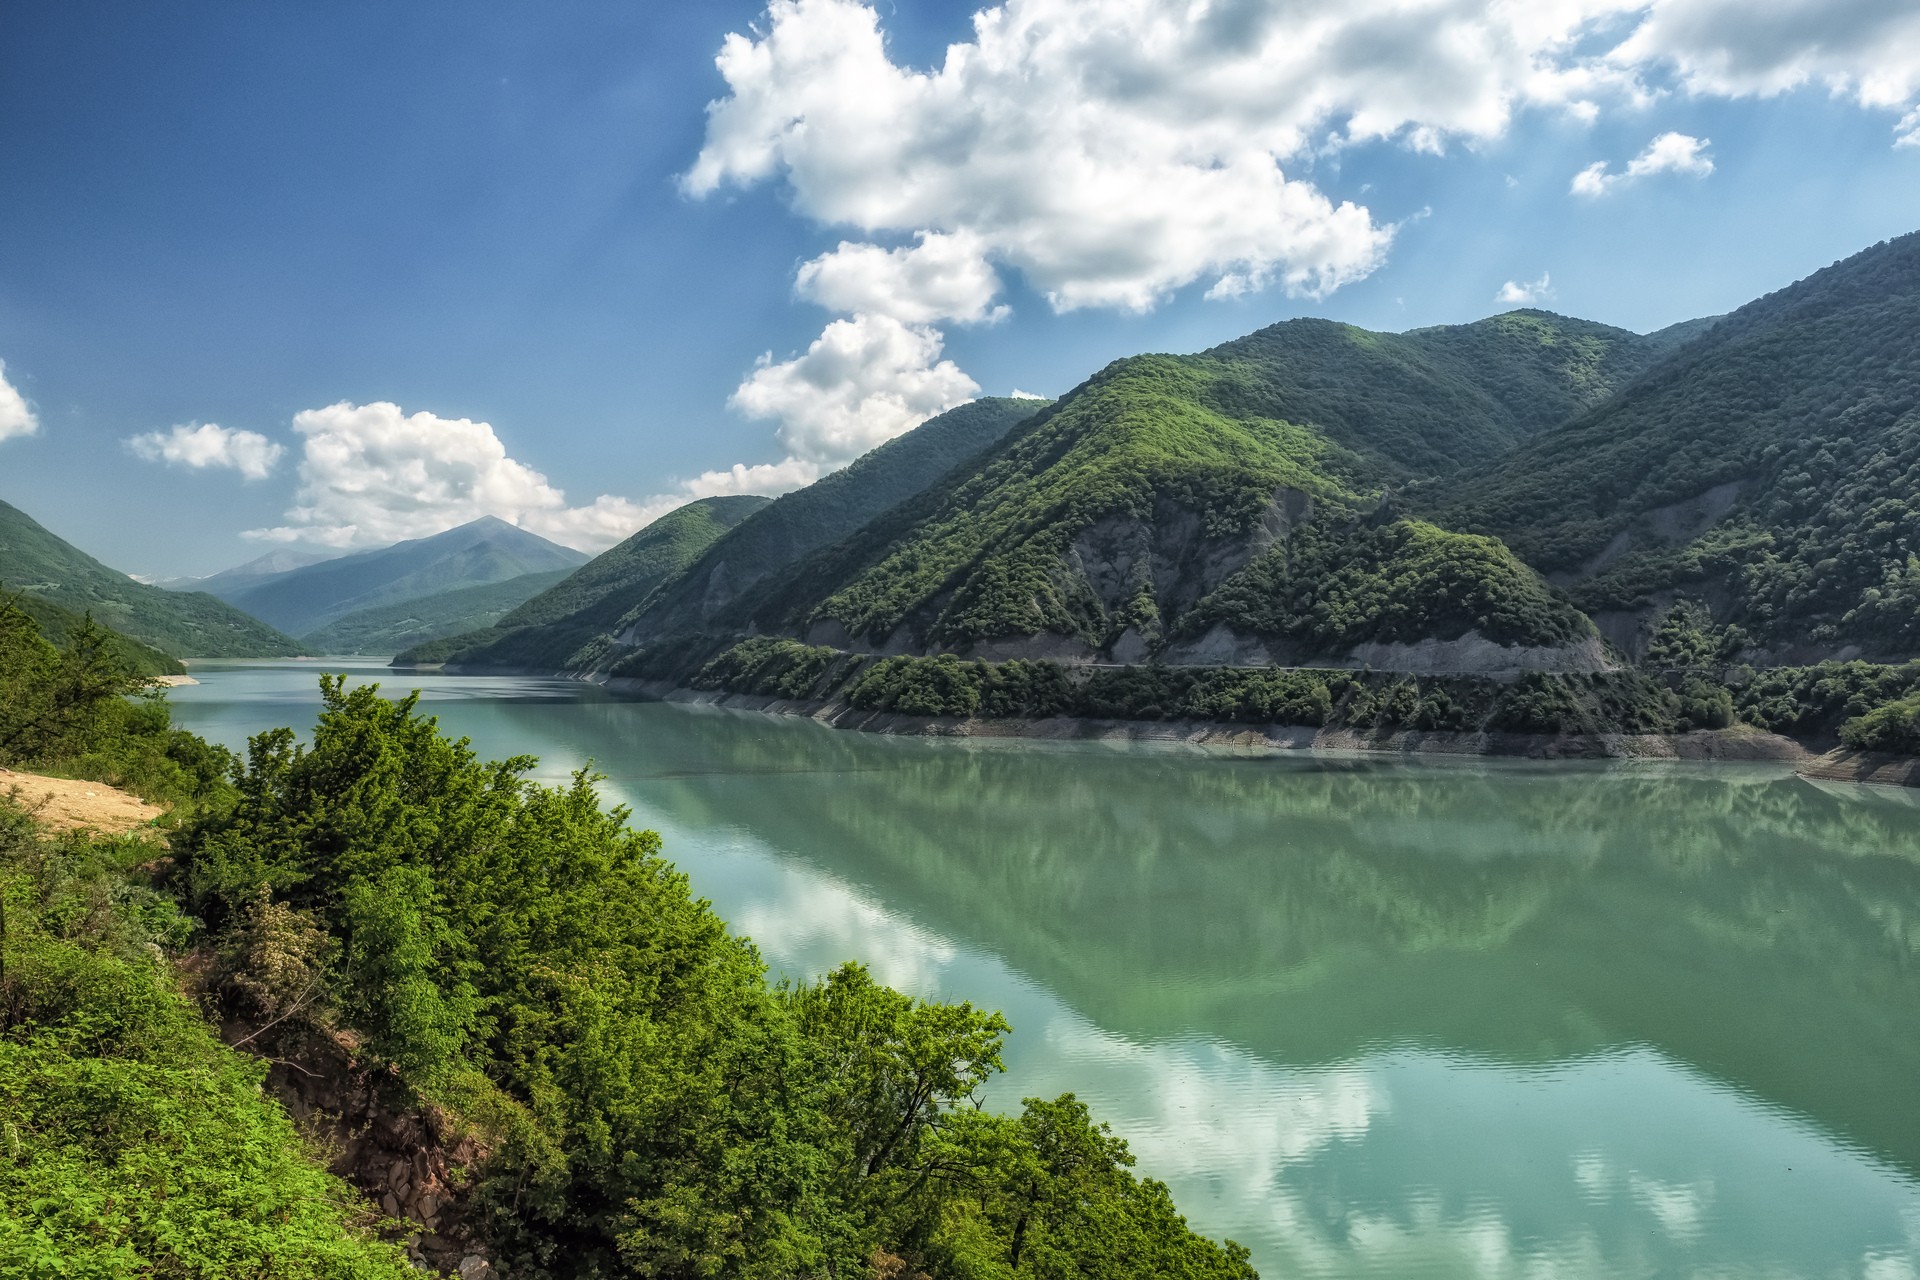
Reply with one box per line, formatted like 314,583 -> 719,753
717,315 -> 1659,662
1439,232 -> 1920,650
395,496 -> 769,669
172,679 -> 1258,1279
0,804 -> 412,1278
299,567 -> 575,657
694,636 -> 1920,748
0,598 -> 231,806
614,399 -> 1044,651
12,591 -> 184,678
0,496 -> 302,658
1184,517 -> 1592,652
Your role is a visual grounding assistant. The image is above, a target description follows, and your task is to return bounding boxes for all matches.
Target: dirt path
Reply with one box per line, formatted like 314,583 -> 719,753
0,768 -> 165,834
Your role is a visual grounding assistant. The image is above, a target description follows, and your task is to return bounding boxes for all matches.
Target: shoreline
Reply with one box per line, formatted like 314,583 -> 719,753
589,675 -> 1818,766
390,661 -> 1920,785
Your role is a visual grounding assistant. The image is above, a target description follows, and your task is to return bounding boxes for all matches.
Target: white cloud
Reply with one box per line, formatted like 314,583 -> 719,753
1611,0 -> 1920,144
730,312 -> 980,470
1495,272 -> 1554,305
127,423 -> 284,480
246,401 -> 648,551
796,232 -> 1007,325
0,360 -> 39,443
1009,388 -> 1048,400
1571,131 -> 1715,196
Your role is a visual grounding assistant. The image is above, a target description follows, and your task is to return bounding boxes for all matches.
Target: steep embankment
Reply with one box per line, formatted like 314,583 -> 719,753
680,315 -> 1646,673
0,496 -> 302,657
1437,231 -> 1920,661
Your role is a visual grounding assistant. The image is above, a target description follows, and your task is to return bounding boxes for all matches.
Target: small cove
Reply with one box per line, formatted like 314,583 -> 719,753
170,659 -> 1920,1279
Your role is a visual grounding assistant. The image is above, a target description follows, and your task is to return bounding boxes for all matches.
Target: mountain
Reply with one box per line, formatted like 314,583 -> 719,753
0,496 -> 303,657
613,397 -> 1048,648
217,516 -> 589,638
404,397 -> 1045,669
296,567 -> 579,656
395,496 -> 770,668
160,548 -> 339,596
1437,231 -> 1920,660
640,314 -> 1673,673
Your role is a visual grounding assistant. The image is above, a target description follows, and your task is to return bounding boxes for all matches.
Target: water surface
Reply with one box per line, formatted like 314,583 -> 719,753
171,660 -> 1920,1279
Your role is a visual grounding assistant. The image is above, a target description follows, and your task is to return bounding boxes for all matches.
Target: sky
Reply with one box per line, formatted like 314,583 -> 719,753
1,0 -> 1917,579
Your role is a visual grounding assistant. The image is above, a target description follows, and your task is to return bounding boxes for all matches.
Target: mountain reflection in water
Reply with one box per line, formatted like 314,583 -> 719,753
171,663 -> 1920,1279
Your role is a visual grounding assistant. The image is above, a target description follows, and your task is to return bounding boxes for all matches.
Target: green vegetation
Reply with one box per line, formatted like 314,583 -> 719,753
1841,693 -> 1920,753
395,496 -> 769,669
298,567 -> 575,656
0,496 -> 302,658
11,591 -> 184,678
1183,517 -> 1592,653
0,806 -> 414,1278
614,398 -> 1045,651
168,679 -> 1256,1278
0,598 -> 231,806
1438,231 -> 1920,651
693,636 -> 1920,748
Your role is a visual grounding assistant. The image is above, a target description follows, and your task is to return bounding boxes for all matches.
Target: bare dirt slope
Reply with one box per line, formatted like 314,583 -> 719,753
0,768 -> 164,833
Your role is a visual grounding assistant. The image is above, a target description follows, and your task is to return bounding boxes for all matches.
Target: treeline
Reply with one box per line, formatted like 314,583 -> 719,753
1,605 -> 1256,1278
694,635 -> 1920,746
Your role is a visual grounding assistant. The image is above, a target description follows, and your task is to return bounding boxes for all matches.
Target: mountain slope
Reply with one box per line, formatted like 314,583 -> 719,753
614,397 -> 1048,648
161,548 -> 339,596
394,495 -> 770,668
674,317 -> 1648,671
1436,231 -> 1920,659
0,497 -> 302,657
8,593 -> 186,677
219,516 -> 588,638
297,568 -> 577,656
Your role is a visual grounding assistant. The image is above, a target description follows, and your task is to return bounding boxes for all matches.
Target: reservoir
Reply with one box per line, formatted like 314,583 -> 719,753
169,659 -> 1920,1279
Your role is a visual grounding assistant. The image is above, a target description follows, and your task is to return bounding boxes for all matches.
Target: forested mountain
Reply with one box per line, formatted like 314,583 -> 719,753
0,497 -> 302,658
394,495 -> 770,667
1438,230 -> 1920,658
296,567 -> 576,655
218,516 -> 587,638
10,592 -> 185,677
663,315 -> 1651,671
399,230 -> 1920,692
614,397 -> 1046,648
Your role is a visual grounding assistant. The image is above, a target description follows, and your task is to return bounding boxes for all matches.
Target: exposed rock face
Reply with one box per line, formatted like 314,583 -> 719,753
1340,632 -> 1615,676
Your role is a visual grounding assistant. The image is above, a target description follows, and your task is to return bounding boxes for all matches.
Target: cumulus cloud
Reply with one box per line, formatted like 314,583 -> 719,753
127,423 -> 284,480
1571,131 -> 1715,196
247,401 -> 649,550
795,232 -> 1006,325
730,313 -> 980,470
1495,272 -> 1555,305
0,360 -> 39,443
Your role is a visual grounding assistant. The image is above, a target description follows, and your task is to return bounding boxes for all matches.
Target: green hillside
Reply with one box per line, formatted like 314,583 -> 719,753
1437,231 -> 1920,657
297,567 -> 576,656
612,397 -> 1046,647
219,516 -> 588,638
10,593 -> 186,678
393,495 -> 769,668
0,497 -> 302,658
690,318 -> 1624,668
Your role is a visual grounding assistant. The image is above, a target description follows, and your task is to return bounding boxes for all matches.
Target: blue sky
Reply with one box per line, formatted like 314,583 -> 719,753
1,0 -> 1917,577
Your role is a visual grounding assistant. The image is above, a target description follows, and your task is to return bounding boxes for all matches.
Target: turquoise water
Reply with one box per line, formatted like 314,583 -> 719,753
170,660 -> 1920,1279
